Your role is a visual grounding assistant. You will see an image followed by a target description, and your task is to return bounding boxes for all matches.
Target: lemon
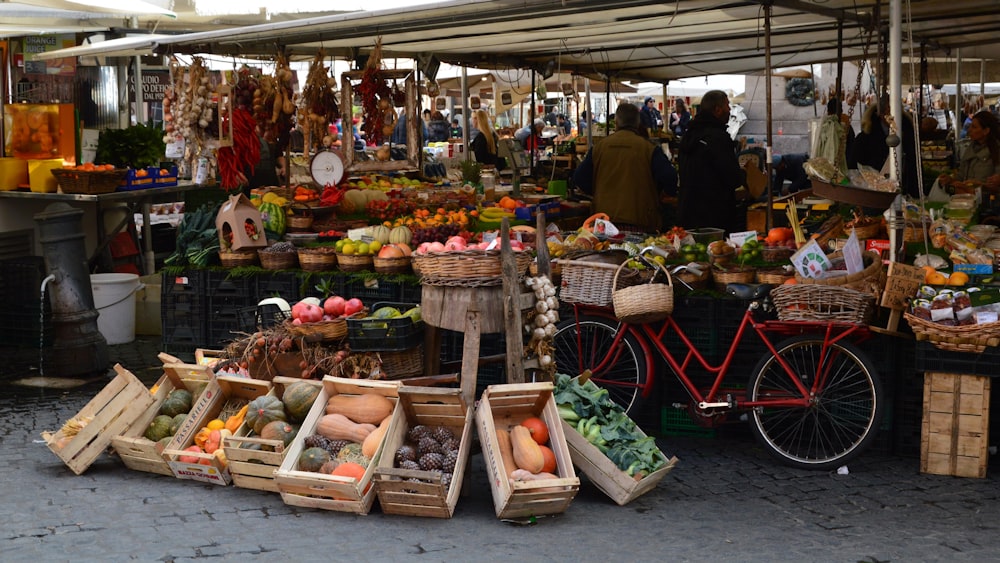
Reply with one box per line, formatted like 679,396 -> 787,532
357,242 -> 370,255
335,239 -> 347,251
342,243 -> 357,255
369,240 -> 383,254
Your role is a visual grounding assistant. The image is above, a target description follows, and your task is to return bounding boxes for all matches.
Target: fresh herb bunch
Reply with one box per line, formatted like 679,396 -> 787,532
95,124 -> 166,169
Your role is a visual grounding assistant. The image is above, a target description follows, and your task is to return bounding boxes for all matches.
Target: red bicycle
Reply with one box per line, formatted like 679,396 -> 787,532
552,262 -> 884,470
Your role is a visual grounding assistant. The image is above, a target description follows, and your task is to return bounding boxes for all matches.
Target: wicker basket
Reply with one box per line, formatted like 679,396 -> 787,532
712,267 -> 756,292
284,313 -> 363,341
258,249 -> 298,270
51,168 -> 128,195
844,220 -> 882,240
219,250 -> 259,268
761,246 -> 794,263
903,221 -> 929,243
378,345 -> 424,379
336,252 -> 374,272
412,250 -> 531,287
373,255 -> 412,274
612,262 -> 673,324
793,250 -> 886,299
557,259 -> 646,306
672,262 -> 712,290
287,203 -> 314,232
756,268 -> 795,284
904,313 -> 1000,353
771,284 -> 875,324
297,247 -> 338,271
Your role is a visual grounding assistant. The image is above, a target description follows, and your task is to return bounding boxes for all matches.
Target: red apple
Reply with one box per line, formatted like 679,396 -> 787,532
344,297 -> 364,316
323,296 -> 346,316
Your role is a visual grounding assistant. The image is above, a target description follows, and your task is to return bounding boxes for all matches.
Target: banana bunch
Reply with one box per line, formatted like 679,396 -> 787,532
477,206 -> 517,226
547,240 -> 567,258
60,416 -> 93,438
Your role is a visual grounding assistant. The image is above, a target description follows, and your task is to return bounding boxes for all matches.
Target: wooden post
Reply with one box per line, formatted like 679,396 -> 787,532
459,310 -> 481,406
501,218 -> 526,383
534,212 -> 550,279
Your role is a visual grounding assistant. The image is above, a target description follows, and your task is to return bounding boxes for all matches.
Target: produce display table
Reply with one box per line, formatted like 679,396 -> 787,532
0,182 -> 201,274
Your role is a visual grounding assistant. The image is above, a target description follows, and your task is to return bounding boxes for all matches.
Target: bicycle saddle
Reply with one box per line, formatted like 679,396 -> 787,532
726,283 -> 774,300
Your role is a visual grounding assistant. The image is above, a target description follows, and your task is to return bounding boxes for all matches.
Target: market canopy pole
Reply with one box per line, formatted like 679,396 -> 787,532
764,0 -> 774,232
132,16 -> 145,126
955,48 -> 962,140
888,0 -> 903,264
461,66 -> 469,162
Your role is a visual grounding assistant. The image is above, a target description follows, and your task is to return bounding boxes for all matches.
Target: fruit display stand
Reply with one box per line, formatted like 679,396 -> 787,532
476,382 -> 579,520
223,377 -> 323,493
162,376 -> 272,486
41,365 -> 156,475
560,419 -> 677,506
275,376 -> 402,514
374,386 -> 472,518
111,355 -> 215,476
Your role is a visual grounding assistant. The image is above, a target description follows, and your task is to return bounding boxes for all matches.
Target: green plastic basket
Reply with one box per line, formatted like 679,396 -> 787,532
661,407 -> 717,438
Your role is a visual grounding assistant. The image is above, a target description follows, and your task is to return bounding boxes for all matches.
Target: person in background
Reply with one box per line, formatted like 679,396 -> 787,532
469,109 -> 500,167
939,110 -> 1000,192
426,110 -> 450,143
578,110 -> 590,133
239,126 -> 285,195
391,109 -> 428,146
573,103 -> 677,232
677,90 -> 753,234
449,117 -> 463,139
851,97 -> 920,197
557,114 -> 573,135
669,99 -> 692,137
771,153 -> 810,195
515,118 -> 546,151
639,96 -> 663,131
421,109 -> 432,124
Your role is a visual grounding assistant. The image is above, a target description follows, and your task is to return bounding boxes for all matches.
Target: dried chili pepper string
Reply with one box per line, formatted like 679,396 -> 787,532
216,108 -> 259,191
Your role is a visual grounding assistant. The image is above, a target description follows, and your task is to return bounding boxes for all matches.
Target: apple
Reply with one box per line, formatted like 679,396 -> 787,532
323,295 -> 346,316
344,297 -> 364,316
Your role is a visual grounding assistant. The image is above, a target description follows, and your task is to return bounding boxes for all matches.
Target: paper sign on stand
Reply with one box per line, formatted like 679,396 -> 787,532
728,230 -> 758,247
790,239 -> 832,278
841,229 -> 864,275
880,262 -> 925,310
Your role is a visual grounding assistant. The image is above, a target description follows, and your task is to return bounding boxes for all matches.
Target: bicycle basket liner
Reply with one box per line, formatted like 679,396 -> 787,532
770,284 -> 874,324
903,313 -> 1000,353
793,250 -> 886,299
612,261 -> 673,324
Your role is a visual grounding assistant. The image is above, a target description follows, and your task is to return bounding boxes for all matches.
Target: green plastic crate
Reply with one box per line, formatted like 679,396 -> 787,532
661,407 -> 717,438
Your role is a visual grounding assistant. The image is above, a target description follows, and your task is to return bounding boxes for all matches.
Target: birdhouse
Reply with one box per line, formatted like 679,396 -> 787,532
216,193 -> 266,251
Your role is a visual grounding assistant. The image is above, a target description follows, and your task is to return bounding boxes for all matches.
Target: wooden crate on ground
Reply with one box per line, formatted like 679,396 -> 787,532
41,364 -> 156,475
224,377 -> 323,493
476,382 -> 579,520
162,376 -> 271,486
275,376 -> 401,514
374,386 -> 472,518
561,419 -> 678,505
921,372 -> 991,478
111,358 -> 214,477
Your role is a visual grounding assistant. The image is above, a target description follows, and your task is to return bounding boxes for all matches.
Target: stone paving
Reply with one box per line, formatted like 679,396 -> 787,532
3,336 -> 1000,561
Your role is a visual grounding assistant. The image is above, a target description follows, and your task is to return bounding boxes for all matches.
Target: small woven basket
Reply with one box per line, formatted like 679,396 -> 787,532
373,255 -> 412,274
287,203 -> 314,232
771,284 -> 874,324
672,261 -> 711,290
761,246 -> 794,263
612,261 -> 674,324
903,313 -> 1000,353
756,268 -> 795,284
903,221 -> 929,243
284,312 -> 365,341
412,250 -> 531,287
793,250 -> 886,299
377,345 -> 424,379
713,267 -> 756,292
51,168 -> 128,194
219,249 -> 259,268
297,247 -> 338,271
258,249 -> 298,270
844,220 -> 882,240
336,252 -> 374,272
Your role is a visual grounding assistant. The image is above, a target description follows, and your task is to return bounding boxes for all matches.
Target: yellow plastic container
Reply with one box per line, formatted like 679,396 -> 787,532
0,158 -> 28,190
28,159 -> 63,193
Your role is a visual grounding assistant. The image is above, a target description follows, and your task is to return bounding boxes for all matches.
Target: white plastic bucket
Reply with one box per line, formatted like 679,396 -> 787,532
91,273 -> 143,345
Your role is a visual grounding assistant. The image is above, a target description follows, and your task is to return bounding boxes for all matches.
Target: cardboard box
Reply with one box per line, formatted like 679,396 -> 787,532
921,372 -> 990,478
275,376 -> 401,514
476,382 -> 579,520
135,274 -> 162,336
374,386 -> 472,518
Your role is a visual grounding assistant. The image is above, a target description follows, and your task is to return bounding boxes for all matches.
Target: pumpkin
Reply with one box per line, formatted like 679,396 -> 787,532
341,189 -> 367,214
331,462 -> 367,481
361,416 -> 391,459
178,445 -> 203,464
282,382 -> 320,423
510,425 -> 545,473
495,428 -> 518,477
160,389 -> 192,417
520,417 -> 549,445
319,460 -> 341,474
371,225 -> 391,244
389,225 -> 412,245
538,444 -> 557,474
154,436 -> 173,455
145,415 -> 174,442
168,413 -> 187,436
259,201 -> 286,236
298,446 -> 331,472
225,404 -> 249,433
325,393 -> 394,424
260,420 -> 299,448
316,413 -> 375,443
204,429 -> 231,454
245,395 -> 287,434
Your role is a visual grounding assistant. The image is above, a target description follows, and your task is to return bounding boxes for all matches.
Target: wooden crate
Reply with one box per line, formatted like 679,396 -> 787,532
224,377 -> 323,493
476,383 -> 579,520
162,376 -> 271,486
41,364 -> 156,475
275,376 -> 402,514
561,419 -> 678,506
921,372 -> 991,478
374,386 -> 472,518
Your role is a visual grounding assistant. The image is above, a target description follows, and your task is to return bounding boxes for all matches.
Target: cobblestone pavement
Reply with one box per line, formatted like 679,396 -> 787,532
4,336 -> 1000,562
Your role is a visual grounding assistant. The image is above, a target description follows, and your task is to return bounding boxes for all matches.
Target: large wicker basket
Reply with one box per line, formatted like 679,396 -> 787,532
756,268 -> 795,285
284,312 -> 366,341
51,168 -> 128,194
712,267 -> 756,292
557,259 -> 646,306
672,261 -> 711,290
612,262 -> 673,324
412,250 -> 531,287
336,252 -> 374,272
297,246 -> 338,271
771,284 -> 875,324
219,249 -> 259,268
377,345 -> 424,379
793,250 -> 886,299
287,203 -> 314,232
258,249 -> 298,270
903,313 -> 1000,353
373,255 -> 412,274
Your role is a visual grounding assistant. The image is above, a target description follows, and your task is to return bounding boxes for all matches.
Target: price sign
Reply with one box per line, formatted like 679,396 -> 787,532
879,262 -> 925,310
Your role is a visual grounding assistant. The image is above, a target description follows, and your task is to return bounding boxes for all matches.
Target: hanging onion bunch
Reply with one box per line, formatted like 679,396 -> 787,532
234,64 -> 261,112
524,275 -> 560,379
299,50 -> 340,155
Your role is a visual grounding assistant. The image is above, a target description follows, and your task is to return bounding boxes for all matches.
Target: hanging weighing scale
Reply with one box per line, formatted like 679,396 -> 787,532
309,150 -> 345,188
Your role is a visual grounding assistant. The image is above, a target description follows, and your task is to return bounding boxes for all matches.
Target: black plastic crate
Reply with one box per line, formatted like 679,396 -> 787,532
162,301 -> 205,347
399,281 -> 422,304
347,301 -> 422,351
256,271 -> 302,302
161,323 -> 204,356
0,309 -> 54,347
237,303 -> 292,333
206,316 -> 244,348
343,276 -> 401,304
206,271 -> 254,299
0,256 -> 47,304
161,270 -> 204,313
913,340 -> 1000,377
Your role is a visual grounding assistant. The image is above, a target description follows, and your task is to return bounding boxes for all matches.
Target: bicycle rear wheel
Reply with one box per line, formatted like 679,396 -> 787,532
747,335 -> 883,470
552,316 -> 651,416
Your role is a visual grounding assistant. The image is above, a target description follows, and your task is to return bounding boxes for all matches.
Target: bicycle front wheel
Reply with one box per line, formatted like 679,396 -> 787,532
552,315 -> 651,416
747,335 -> 883,470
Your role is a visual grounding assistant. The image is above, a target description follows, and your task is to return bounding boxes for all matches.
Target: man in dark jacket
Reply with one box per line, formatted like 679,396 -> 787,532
639,97 -> 663,131
573,103 -> 677,232
677,90 -> 750,234
772,153 -> 810,195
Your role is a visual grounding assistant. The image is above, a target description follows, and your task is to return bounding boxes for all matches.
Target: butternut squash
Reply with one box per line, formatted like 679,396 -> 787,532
362,416 -> 392,459
510,425 -> 545,474
495,428 -> 518,477
325,393 -> 394,424
316,413 -> 376,443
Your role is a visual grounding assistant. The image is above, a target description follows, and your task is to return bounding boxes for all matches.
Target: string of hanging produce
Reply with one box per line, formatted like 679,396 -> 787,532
357,37 -> 393,146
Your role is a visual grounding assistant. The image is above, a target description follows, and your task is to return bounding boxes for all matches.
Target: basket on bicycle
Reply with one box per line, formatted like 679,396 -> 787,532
712,266 -> 755,292
770,283 -> 875,324
612,261 -> 673,324
557,258 -> 645,307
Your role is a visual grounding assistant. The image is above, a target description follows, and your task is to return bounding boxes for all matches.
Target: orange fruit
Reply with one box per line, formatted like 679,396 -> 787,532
782,277 -> 798,285
921,265 -> 938,283
927,272 -> 948,285
948,271 -> 969,286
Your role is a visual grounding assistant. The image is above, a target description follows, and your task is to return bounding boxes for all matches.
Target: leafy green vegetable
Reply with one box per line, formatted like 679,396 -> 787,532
95,124 -> 166,169
164,203 -> 222,267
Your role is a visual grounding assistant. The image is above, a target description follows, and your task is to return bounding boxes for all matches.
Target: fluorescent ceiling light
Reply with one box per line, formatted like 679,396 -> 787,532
66,0 -> 176,17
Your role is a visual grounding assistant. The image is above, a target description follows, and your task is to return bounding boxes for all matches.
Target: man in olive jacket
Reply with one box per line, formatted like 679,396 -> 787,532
574,103 -> 677,232
677,90 -> 749,234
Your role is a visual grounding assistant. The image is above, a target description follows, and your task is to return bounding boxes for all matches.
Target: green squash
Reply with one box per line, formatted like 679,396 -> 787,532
168,413 -> 187,436
145,415 -> 174,442
298,447 -> 331,472
245,395 -> 286,434
160,389 -> 193,417
260,420 -> 299,448
282,382 -> 320,423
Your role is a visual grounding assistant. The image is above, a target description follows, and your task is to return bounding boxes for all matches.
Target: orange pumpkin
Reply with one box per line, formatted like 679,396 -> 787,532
520,417 -> 549,445
538,444 -> 557,474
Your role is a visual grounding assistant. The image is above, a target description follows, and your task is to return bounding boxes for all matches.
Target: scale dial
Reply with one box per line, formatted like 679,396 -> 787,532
310,150 -> 345,187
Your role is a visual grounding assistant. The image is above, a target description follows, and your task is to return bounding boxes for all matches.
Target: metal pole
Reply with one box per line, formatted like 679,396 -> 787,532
585,77 -> 592,149
836,19 -> 844,101
132,17 -> 145,125
764,2 -> 774,231
531,70 -> 536,171
955,48 -> 962,140
461,67 -> 468,162
889,0 -> 903,264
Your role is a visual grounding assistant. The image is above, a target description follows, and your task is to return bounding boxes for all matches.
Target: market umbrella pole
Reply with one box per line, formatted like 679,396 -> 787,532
764,1 -> 774,231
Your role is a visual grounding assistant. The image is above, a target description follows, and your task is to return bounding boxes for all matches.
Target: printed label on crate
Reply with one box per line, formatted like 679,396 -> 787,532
168,461 -> 232,485
865,239 -> 891,264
